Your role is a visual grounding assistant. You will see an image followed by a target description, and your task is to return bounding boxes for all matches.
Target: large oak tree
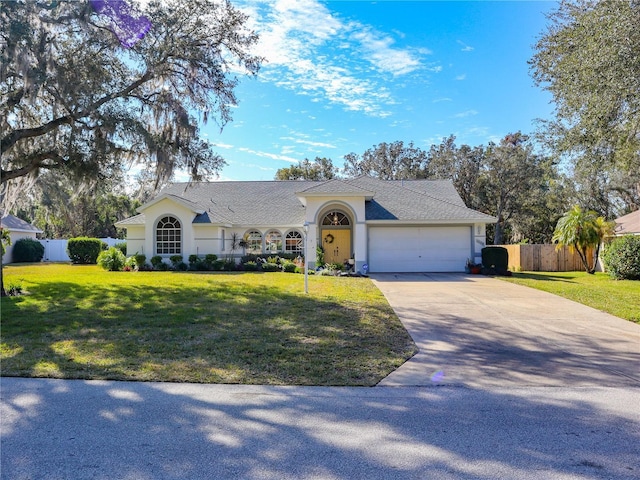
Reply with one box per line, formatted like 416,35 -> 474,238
530,0 -> 640,213
1,0 -> 262,186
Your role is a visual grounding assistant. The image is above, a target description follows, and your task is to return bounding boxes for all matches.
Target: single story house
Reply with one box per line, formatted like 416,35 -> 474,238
612,210 -> 640,236
1,213 -> 43,264
116,176 -> 497,273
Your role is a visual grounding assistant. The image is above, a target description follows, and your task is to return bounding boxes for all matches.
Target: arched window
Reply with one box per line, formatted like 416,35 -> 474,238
265,230 -> 282,253
245,230 -> 262,254
321,211 -> 350,226
285,230 -> 303,254
156,216 -> 181,255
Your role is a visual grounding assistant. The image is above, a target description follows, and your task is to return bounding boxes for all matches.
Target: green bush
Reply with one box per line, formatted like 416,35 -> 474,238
282,261 -> 297,273
134,254 -> 147,268
97,247 -> 126,271
115,242 -> 127,256
210,259 -> 225,271
67,237 -> 105,264
12,238 -> 44,263
222,260 -> 236,271
124,256 -> 137,271
261,262 -> 279,272
150,255 -> 164,269
603,235 -> 640,280
169,255 -> 183,267
243,261 -> 259,271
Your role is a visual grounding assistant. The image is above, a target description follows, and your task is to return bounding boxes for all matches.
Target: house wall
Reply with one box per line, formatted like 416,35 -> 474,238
304,196 -> 367,271
2,231 -> 37,264
142,198 -> 199,261
123,226 -> 145,257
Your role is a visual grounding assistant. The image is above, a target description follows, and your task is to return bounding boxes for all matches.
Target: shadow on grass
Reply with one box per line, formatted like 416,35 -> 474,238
510,272 -> 579,282
1,275 -> 416,386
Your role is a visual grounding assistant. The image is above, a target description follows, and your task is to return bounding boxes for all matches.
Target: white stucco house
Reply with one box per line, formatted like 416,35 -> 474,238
1,213 -> 43,264
115,176 -> 496,273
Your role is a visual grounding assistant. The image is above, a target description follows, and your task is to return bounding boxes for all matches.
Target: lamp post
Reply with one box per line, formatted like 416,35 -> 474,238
303,221 -> 309,294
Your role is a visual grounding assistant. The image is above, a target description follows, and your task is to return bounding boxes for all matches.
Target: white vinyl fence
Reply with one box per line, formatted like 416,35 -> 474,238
39,237 -> 120,262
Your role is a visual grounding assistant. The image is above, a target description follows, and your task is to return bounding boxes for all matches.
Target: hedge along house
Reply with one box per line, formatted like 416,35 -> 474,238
1,213 -> 43,264
115,176 -> 496,273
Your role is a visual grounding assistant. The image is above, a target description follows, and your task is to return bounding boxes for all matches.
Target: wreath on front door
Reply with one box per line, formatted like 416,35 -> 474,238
324,233 -> 334,244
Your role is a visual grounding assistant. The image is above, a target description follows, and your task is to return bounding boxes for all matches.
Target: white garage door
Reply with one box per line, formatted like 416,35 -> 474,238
369,226 -> 471,272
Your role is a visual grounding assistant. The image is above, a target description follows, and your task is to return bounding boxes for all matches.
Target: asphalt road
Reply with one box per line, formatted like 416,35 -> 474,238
1,379 -> 639,479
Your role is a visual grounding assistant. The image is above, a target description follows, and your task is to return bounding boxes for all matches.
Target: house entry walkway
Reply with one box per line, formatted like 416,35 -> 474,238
370,273 -> 640,388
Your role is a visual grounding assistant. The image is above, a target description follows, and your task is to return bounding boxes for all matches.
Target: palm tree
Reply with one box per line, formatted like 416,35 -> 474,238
552,205 -> 613,274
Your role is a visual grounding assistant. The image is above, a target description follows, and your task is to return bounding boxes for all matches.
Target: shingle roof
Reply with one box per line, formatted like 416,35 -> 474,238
0,213 -> 43,233
129,177 -> 496,226
297,179 -> 373,196
614,210 -> 640,235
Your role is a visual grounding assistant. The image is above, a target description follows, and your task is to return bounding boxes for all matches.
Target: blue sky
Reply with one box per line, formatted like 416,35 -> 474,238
201,0 -> 557,181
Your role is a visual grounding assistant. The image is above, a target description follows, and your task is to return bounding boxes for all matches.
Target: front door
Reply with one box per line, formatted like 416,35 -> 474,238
322,229 -> 351,265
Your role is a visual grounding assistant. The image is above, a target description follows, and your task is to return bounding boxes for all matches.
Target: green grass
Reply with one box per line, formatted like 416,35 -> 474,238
1,264 -> 416,385
499,271 -> 640,323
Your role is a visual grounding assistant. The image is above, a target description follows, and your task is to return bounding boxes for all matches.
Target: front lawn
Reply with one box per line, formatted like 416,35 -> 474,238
1,264 -> 416,385
499,271 -> 640,324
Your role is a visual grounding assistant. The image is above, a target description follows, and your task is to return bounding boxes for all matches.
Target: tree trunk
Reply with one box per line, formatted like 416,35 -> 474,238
0,259 -> 6,297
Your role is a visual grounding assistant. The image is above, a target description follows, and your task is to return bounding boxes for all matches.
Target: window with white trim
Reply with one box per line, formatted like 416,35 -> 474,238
285,230 -> 303,254
265,230 -> 282,253
245,230 -> 262,254
156,216 -> 181,255
321,211 -> 350,226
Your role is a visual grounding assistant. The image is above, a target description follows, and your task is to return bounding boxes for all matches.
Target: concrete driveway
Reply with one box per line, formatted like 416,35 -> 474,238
371,273 -> 640,388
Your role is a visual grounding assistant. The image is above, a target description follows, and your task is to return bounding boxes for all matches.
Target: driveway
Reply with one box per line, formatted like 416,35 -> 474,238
371,273 -> 640,388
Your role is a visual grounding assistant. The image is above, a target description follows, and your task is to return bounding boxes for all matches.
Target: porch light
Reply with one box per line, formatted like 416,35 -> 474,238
303,222 -> 309,294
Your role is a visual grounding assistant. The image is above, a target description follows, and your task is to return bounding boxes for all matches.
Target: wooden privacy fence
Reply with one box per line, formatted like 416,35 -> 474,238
497,244 -> 594,272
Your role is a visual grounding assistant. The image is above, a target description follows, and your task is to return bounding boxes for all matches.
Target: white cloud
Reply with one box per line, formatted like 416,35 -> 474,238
280,136 -> 337,149
212,142 -> 234,149
455,74 -> 467,81
351,27 -> 421,76
457,40 -> 474,52
454,110 -> 478,118
237,0 -> 425,117
238,146 -> 299,163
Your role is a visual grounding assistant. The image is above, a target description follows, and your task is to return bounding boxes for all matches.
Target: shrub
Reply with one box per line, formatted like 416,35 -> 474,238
211,259 -> 225,271
261,262 -> 279,272
282,260 -> 297,273
222,259 -> 236,271
150,255 -> 164,269
114,242 -> 127,256
603,235 -> 640,280
67,237 -> 105,264
97,247 -> 126,271
12,238 -> 44,263
125,256 -> 137,270
175,261 -> 188,271
188,254 -> 199,265
243,261 -> 259,271
134,254 -> 147,268
169,255 -> 183,267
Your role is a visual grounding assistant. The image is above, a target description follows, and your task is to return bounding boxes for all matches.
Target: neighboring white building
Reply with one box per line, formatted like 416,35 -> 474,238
116,177 -> 496,273
1,214 -> 43,264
